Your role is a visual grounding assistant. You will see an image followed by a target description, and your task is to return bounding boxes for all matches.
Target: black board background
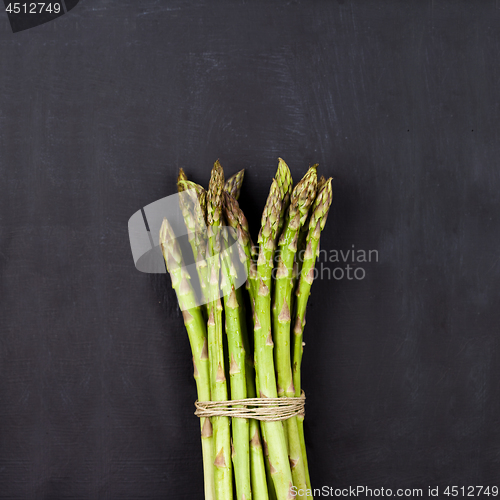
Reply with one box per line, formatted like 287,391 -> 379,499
1,1 -> 500,498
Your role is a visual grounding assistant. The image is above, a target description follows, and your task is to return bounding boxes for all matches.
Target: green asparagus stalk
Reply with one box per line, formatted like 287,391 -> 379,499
223,192 -> 256,271
224,159 -> 291,317
268,159 -> 293,500
273,164 -> 317,395
225,288 -> 252,500
273,159 -> 294,354
295,175 -> 326,256
239,279 -> 272,500
224,191 -> 258,301
291,175 -> 326,322
207,161 -> 233,500
295,176 -> 326,284
256,171 -> 285,500
225,169 -> 245,201
177,179 -> 209,309
219,241 -> 252,500
250,417 -> 270,500
273,158 -> 294,326
159,219 -> 215,500
292,178 -> 333,490
273,166 -> 317,497
254,177 -> 294,500
261,426 -> 278,500
223,191 -> 270,500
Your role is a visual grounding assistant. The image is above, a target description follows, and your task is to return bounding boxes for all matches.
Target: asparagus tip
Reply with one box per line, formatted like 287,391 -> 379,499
225,168 -> 245,200
177,168 -> 188,191
207,160 -> 225,226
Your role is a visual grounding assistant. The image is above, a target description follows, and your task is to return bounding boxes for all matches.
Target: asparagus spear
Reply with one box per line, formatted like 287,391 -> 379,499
224,191 -> 258,304
207,161 -> 233,500
295,176 -> 326,275
254,177 -> 294,500
267,159 -> 293,500
224,192 -> 256,268
273,158 -> 294,325
273,166 -> 317,497
291,175 -> 326,319
250,415 -> 270,500
177,179 -> 209,309
237,284 -> 272,500
225,158 -> 291,312
219,240 -> 252,500
223,191 -> 270,500
159,219 -> 215,500
260,427 -> 278,500
225,289 -> 252,500
225,169 -> 245,201
292,178 -> 333,489
274,165 -> 317,395
295,176 -> 326,256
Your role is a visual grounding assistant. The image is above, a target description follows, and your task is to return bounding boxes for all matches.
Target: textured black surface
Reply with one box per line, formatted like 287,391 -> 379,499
1,1 -> 500,498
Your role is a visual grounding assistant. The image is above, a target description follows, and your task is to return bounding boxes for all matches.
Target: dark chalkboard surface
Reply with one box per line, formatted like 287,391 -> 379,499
1,1 -> 500,498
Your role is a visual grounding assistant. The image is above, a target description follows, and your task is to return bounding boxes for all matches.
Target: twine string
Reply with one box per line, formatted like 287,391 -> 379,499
194,391 -> 305,422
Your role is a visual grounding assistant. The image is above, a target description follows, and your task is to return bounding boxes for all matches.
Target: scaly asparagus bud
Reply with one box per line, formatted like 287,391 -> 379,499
275,158 -> 293,239
316,175 -> 327,192
258,178 -> 283,255
177,167 -> 188,191
282,164 -> 318,236
225,168 -> 245,200
224,191 -> 253,250
207,160 -> 224,228
224,191 -> 257,280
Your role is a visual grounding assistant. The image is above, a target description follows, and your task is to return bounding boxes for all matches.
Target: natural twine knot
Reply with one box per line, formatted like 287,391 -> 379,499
194,391 -> 305,422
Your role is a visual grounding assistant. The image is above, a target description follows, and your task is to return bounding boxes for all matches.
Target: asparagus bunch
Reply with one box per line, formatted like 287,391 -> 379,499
159,159 -> 333,500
